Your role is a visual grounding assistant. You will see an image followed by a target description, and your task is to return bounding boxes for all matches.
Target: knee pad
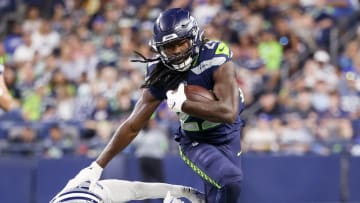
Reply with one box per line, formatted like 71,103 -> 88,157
216,181 -> 241,203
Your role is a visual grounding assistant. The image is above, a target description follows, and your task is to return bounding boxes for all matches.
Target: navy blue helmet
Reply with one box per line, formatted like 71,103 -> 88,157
150,8 -> 203,71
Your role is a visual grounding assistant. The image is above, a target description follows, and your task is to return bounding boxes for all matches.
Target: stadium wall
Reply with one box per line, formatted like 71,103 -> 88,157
0,155 -> 359,203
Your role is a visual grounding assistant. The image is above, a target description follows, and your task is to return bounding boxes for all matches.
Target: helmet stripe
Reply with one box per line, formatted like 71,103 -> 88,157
53,190 -> 103,203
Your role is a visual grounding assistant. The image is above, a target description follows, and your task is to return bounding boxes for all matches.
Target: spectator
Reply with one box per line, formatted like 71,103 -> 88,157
255,90 -> 283,119
22,81 -> 48,121
192,0 -> 222,27
338,71 -> 360,114
3,65 -> 21,101
22,5 -> 42,33
338,40 -> 360,73
97,34 -> 118,67
42,124 -> 76,158
279,113 -> 314,155
55,85 -> 75,121
58,35 -> 87,82
258,29 -> 283,72
3,20 -> 23,56
304,50 -> 338,91
85,120 -> 114,157
31,19 -> 60,58
243,114 -> 279,153
131,119 -> 169,203
90,96 -> 112,121
90,15 -> 107,49
6,125 -> 40,157
13,31 -> 35,64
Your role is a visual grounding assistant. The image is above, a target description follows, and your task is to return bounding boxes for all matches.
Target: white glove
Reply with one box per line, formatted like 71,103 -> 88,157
58,161 -> 103,194
166,83 -> 187,112
163,191 -> 184,203
182,187 -> 206,203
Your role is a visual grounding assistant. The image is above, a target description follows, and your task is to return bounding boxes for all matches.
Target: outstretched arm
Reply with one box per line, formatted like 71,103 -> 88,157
59,89 -> 162,192
99,179 -> 205,203
96,89 -> 162,168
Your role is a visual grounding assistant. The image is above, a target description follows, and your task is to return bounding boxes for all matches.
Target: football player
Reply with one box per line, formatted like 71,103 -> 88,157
51,179 -> 204,203
60,8 -> 244,203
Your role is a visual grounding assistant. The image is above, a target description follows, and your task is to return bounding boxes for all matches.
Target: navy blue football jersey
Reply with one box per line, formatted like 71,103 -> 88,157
146,40 -> 245,143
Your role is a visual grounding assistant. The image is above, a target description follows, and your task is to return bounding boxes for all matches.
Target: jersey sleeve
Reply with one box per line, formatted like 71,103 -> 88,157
189,41 -> 233,77
214,41 -> 232,62
210,41 -> 232,75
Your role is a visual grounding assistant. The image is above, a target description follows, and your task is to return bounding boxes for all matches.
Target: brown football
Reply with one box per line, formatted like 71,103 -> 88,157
185,85 -> 217,102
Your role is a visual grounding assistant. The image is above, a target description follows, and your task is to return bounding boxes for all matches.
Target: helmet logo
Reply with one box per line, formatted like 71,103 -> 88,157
162,33 -> 179,42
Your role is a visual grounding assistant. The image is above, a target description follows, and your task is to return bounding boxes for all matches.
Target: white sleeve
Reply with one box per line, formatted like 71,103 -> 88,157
97,179 -> 205,203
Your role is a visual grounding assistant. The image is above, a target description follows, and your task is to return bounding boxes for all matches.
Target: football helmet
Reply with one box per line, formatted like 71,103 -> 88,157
151,8 -> 203,72
50,182 -> 106,203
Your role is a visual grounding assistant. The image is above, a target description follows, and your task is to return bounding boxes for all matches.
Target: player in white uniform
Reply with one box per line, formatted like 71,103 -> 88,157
51,179 -> 205,203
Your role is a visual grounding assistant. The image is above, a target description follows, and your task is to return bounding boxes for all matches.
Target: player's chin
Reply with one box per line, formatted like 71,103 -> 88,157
170,58 -> 186,65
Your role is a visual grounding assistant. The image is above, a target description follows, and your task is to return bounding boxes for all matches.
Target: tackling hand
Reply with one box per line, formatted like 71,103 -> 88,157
59,161 -> 103,194
166,83 -> 186,112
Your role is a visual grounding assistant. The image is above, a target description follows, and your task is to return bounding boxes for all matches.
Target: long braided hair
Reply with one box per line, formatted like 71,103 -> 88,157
131,37 -> 208,92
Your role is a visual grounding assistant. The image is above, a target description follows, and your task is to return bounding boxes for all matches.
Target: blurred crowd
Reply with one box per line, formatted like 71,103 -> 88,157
0,0 -> 359,158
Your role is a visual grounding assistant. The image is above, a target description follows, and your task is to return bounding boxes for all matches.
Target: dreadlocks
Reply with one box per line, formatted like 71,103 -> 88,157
143,62 -> 188,91
131,37 -> 209,92
131,53 -> 188,91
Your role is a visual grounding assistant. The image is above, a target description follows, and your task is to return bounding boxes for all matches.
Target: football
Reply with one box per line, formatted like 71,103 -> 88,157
185,85 -> 217,102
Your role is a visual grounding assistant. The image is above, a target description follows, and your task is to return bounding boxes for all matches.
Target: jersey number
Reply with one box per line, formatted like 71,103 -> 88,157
178,112 -> 221,131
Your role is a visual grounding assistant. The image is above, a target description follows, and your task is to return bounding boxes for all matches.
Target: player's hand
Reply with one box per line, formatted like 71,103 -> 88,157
163,191 -> 184,203
59,161 -> 103,194
166,83 -> 186,112
183,187 -> 206,203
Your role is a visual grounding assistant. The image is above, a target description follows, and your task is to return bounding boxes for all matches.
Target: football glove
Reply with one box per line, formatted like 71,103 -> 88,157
166,83 -> 186,113
59,161 -> 103,194
163,191 -> 184,203
182,187 -> 205,203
